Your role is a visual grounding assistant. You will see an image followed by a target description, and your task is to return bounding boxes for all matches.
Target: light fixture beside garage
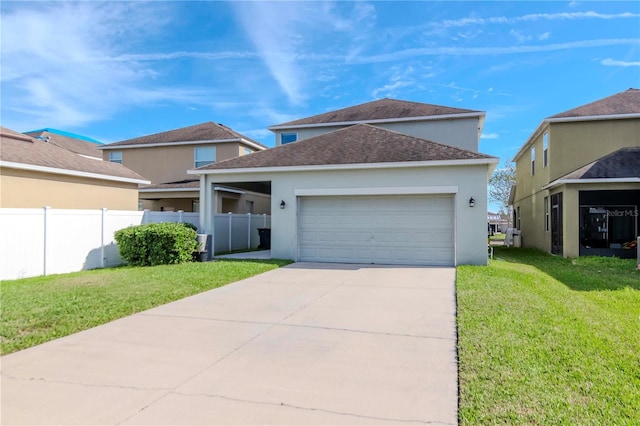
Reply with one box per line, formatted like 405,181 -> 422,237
469,197 -> 476,208
280,200 -> 286,209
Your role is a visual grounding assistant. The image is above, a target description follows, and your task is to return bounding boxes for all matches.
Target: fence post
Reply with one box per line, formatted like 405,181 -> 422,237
247,213 -> 252,249
178,210 -> 184,223
142,209 -> 150,224
43,206 -> 51,276
228,212 -> 233,252
263,213 -> 267,228
101,208 -> 107,268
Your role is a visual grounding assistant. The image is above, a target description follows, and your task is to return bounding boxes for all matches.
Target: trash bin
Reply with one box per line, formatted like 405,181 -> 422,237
257,228 -> 271,249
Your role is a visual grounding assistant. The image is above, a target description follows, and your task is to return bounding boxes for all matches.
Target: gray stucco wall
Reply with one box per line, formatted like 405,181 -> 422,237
201,163 -> 492,265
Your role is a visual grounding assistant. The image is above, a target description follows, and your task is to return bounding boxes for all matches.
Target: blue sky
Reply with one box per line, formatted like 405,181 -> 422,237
2,1 -> 639,167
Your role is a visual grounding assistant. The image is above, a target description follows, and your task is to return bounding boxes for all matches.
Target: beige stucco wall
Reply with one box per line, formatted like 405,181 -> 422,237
549,119 -> 640,181
274,117 -> 482,152
200,163 -> 493,265
101,142 -> 248,184
0,168 -> 140,210
513,117 -> 640,256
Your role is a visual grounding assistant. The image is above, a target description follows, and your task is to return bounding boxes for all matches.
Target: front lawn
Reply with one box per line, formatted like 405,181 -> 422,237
457,247 -> 640,424
0,259 -> 291,355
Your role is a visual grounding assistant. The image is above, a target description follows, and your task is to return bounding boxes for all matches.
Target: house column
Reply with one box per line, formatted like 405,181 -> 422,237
199,175 -> 214,234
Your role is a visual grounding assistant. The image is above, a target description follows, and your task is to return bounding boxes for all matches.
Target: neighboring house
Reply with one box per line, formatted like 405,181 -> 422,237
268,98 -> 485,152
100,122 -> 270,213
23,128 -> 104,159
510,88 -> 640,259
488,211 -> 509,234
191,123 -> 498,266
0,127 -> 149,209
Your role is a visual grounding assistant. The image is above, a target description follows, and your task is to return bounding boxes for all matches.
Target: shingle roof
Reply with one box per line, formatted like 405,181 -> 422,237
140,180 -> 200,190
558,147 -> 640,180
270,98 -> 482,128
24,129 -> 103,159
105,122 -> 265,148
549,88 -> 640,119
197,124 -> 495,171
1,127 -> 148,182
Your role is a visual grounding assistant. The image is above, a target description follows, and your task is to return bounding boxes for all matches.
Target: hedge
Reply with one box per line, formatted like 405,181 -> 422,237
114,222 -> 198,266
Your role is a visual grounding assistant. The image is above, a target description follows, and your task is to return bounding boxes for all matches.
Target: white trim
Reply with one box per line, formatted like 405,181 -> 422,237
294,186 -> 458,196
189,157 -> 499,175
546,113 -> 640,123
100,138 -> 266,151
0,161 -> 150,185
268,111 -> 485,131
214,186 -> 246,195
543,177 -> 640,190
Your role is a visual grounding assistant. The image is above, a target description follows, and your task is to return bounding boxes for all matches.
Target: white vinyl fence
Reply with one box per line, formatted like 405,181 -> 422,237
0,208 -> 270,281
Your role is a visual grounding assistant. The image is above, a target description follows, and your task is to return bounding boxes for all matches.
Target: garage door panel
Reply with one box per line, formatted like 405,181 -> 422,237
299,195 -> 454,266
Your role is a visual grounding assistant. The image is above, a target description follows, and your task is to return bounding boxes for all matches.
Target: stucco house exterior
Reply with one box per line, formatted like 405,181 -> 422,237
191,119 -> 498,266
100,122 -> 270,213
1,127 -> 148,209
269,97 -> 485,152
510,88 -> 640,259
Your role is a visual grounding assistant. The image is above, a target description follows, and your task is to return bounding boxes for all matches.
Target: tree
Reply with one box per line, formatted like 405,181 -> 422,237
489,162 -> 516,219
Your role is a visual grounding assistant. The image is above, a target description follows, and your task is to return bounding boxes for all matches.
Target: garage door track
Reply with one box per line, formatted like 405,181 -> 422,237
1,263 -> 458,425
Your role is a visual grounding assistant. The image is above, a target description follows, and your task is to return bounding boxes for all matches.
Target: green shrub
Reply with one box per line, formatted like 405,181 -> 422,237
114,222 -> 198,266
181,222 -> 198,233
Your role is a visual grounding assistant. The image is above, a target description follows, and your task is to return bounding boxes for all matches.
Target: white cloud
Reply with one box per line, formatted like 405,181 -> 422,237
231,1 -> 377,105
481,133 -> 500,140
0,2 -> 207,130
440,11 -> 640,28
601,58 -> 640,67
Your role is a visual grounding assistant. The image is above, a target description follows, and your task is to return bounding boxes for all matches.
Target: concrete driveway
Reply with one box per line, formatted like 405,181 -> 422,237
1,263 -> 458,425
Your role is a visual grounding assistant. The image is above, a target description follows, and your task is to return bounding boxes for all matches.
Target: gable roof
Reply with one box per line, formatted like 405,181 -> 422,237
192,124 -> 496,173
269,98 -> 483,130
549,88 -> 640,119
103,122 -> 266,149
1,127 -> 148,184
24,128 -> 103,159
543,147 -> 640,189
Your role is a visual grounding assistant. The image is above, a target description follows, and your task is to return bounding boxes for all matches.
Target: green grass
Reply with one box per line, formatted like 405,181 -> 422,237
457,247 -> 640,425
0,259 -> 291,355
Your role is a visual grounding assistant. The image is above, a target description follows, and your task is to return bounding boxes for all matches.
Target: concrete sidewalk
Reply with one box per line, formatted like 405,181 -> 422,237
1,263 -> 458,425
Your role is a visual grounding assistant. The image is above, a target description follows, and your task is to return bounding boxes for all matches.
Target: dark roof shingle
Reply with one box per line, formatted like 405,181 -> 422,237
550,88 -> 640,119
24,129 -> 103,159
1,127 -> 147,182
271,98 -> 482,128
105,122 -> 264,148
197,124 -> 494,171
559,147 -> 640,180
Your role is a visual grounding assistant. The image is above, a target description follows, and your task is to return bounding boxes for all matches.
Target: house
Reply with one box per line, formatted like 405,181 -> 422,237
99,122 -> 270,213
269,98 -> 485,152
23,128 -> 104,159
510,88 -> 640,258
0,127 -> 149,209
191,122 -> 498,266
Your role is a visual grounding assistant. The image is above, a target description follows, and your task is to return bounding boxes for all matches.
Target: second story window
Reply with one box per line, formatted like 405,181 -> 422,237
543,132 -> 549,167
109,151 -> 123,164
531,146 -> 535,176
243,147 -> 252,155
281,133 -> 298,144
194,146 -> 216,168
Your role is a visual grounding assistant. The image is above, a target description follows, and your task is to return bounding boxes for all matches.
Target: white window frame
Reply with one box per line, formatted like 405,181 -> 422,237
531,146 -> 535,176
194,146 -> 216,168
109,151 -> 123,164
544,196 -> 550,232
543,132 -> 548,168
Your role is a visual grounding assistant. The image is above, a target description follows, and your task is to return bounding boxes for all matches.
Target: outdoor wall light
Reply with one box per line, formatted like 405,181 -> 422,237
469,197 -> 476,208
280,200 -> 286,209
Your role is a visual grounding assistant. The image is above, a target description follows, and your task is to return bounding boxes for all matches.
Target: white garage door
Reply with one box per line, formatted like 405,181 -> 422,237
298,195 -> 454,266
